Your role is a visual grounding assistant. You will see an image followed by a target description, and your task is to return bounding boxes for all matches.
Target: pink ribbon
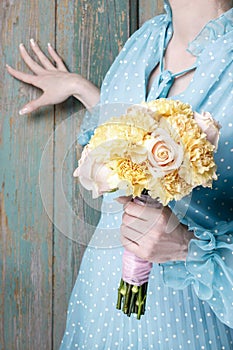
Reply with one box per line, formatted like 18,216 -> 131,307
122,249 -> 153,286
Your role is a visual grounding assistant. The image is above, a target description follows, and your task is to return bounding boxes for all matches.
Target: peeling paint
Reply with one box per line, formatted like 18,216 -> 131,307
0,182 -> 13,256
98,5 -> 105,13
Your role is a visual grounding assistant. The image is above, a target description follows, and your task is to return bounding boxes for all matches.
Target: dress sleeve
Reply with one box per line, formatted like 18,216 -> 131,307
77,105 -> 100,146
161,220 -> 233,328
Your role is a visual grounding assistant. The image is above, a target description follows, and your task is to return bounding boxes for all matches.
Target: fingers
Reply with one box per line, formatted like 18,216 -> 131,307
19,43 -> 46,74
29,39 -> 57,71
122,209 -> 145,228
120,235 -> 139,251
121,223 -> 143,242
6,64 -> 37,86
47,43 -> 68,72
123,209 -> 161,236
116,196 -> 151,218
17,40 -> 67,73
124,201 -> 149,220
115,196 -> 132,205
19,94 -> 48,115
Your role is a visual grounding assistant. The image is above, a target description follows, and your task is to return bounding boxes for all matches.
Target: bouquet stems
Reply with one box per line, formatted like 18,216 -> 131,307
116,194 -> 156,319
116,278 -> 148,320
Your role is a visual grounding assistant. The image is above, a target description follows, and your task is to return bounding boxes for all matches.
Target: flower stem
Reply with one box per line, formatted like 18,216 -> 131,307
136,282 -> 148,319
116,279 -> 125,310
123,284 -> 132,314
116,279 -> 148,319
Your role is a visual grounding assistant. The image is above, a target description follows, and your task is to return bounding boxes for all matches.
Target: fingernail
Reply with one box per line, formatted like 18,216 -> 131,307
19,108 -> 29,115
30,38 -> 36,46
133,198 -> 146,206
48,42 -> 52,47
19,43 -> 24,49
5,64 -> 10,68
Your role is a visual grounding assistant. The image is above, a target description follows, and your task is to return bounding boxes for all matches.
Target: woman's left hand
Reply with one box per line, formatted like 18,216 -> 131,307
6,40 -> 100,114
118,196 -> 195,263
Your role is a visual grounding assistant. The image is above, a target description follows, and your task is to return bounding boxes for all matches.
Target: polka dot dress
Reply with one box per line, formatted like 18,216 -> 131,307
60,4 -> 233,349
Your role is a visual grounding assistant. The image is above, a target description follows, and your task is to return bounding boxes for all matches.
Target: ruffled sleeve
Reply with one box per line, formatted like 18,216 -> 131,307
161,220 -> 233,327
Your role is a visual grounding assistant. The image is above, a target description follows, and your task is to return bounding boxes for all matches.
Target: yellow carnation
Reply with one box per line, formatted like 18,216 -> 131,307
143,99 -> 193,120
89,123 -> 147,149
109,158 -> 151,197
109,105 -> 158,133
149,170 -> 192,205
165,114 -> 200,137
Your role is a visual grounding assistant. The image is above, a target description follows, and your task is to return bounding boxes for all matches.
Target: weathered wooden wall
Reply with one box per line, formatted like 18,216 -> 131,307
52,2 -> 139,348
0,1 -> 164,349
139,0 -> 164,25
0,1 -> 55,349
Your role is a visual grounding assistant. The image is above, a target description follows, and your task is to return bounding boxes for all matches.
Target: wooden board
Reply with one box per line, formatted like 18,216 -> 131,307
0,1 -> 55,349
139,0 -> 164,25
53,1 -> 138,347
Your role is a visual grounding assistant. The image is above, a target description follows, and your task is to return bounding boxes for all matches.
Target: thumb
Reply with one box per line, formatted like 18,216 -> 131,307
19,94 -> 48,115
115,196 -> 132,204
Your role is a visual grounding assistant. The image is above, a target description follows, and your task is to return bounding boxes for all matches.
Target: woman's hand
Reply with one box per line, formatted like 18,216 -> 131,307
6,39 -> 100,114
118,196 -> 195,263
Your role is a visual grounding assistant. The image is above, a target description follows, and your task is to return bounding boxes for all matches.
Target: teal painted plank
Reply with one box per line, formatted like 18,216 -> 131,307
0,1 -> 55,349
53,0 -> 138,347
73,0 -> 138,87
139,0 -> 164,26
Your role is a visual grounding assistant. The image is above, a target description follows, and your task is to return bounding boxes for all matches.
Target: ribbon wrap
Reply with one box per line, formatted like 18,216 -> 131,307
122,249 -> 153,286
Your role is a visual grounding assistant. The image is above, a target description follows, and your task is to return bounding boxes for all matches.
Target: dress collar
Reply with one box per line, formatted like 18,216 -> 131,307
187,8 -> 233,56
164,2 -> 233,57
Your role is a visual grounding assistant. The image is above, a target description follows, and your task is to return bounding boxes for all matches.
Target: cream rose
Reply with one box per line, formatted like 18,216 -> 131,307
145,128 -> 184,177
194,111 -> 221,150
73,146 -> 116,198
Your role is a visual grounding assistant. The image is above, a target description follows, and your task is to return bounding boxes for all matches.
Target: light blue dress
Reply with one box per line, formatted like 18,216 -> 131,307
60,3 -> 233,349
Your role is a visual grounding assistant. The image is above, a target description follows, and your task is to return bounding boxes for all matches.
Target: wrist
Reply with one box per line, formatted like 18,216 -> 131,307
70,74 -> 100,110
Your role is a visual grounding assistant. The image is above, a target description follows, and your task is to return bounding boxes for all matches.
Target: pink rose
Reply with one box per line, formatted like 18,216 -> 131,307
73,146 -> 114,198
194,111 -> 221,149
145,128 -> 184,177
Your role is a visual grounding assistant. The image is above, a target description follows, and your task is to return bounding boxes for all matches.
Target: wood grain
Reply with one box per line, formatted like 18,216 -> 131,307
53,1 -> 138,347
0,1 -> 55,349
139,0 -> 164,26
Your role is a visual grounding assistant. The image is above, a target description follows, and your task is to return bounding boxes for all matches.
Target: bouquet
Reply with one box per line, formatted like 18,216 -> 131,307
73,99 -> 220,319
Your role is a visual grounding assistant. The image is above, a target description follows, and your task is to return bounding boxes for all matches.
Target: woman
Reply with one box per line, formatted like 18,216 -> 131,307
7,1 -> 233,349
